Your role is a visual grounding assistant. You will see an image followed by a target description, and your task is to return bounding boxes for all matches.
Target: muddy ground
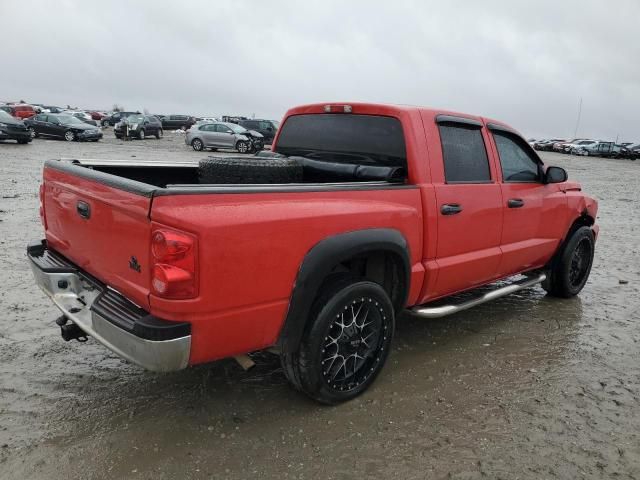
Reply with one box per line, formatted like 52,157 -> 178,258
0,132 -> 638,480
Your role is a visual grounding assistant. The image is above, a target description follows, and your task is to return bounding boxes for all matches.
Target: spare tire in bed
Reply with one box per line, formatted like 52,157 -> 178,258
199,156 -> 303,184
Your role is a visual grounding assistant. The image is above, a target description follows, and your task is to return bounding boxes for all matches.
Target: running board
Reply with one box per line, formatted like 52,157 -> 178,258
410,273 -> 546,319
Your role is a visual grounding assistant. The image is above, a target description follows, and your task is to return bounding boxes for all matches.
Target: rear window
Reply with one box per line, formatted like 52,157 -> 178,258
275,114 -> 406,167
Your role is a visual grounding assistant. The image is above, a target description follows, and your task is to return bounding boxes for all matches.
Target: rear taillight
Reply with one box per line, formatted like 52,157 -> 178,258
150,228 -> 197,299
39,183 -> 47,229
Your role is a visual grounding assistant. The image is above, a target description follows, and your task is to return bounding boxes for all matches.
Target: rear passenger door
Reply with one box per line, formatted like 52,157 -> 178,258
199,124 -> 217,147
488,125 -> 567,277
430,116 -> 504,298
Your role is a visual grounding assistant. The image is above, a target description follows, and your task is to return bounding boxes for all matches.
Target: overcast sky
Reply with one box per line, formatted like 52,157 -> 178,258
2,0 -> 639,140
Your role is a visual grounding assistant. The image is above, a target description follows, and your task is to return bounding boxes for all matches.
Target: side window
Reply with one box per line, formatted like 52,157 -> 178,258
493,132 -> 540,182
215,124 -> 231,133
438,124 -> 491,183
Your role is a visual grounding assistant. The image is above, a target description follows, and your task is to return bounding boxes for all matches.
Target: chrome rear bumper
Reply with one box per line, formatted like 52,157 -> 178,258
27,241 -> 191,372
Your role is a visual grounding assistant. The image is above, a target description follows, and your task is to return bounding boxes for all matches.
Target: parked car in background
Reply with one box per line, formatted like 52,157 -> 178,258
2,104 -> 37,120
238,119 -> 279,144
24,113 -> 103,142
39,105 -> 64,114
88,111 -> 107,121
552,138 -> 584,153
161,115 -> 196,130
533,139 -> 565,151
114,114 -> 163,140
566,139 -> 597,154
627,144 -> 640,160
0,110 -> 32,144
101,111 -> 140,127
184,122 -> 253,153
63,111 -> 99,126
574,141 -> 624,158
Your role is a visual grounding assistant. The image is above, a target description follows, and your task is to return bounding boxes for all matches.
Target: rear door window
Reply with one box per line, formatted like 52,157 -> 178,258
492,132 -> 541,182
438,124 -> 491,182
276,114 -> 406,167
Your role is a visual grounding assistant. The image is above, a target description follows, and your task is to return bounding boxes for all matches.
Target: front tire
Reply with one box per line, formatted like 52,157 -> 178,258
138,129 -> 145,140
156,129 -> 163,139
64,130 -> 76,142
281,277 -> 395,404
543,226 -> 595,298
236,140 -> 249,154
191,138 -> 204,151
29,127 -> 37,138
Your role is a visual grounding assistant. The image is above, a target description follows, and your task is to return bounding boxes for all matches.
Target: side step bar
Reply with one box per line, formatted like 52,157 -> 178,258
410,273 -> 546,319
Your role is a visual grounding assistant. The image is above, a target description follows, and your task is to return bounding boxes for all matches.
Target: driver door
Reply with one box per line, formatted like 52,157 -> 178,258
488,126 -> 567,277
215,124 -> 235,148
47,116 -> 63,137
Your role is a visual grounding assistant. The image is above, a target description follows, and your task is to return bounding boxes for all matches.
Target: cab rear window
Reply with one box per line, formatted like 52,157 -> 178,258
275,114 -> 406,167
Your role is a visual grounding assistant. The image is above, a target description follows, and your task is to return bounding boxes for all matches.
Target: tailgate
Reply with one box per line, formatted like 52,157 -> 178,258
42,162 -> 155,309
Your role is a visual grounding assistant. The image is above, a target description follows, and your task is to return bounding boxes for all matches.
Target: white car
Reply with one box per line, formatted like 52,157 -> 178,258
567,140 -> 597,154
61,111 -> 99,126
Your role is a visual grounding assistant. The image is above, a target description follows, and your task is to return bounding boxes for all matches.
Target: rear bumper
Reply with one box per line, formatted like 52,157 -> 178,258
27,240 -> 191,372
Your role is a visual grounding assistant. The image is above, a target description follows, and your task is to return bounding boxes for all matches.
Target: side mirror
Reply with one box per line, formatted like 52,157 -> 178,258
545,166 -> 567,184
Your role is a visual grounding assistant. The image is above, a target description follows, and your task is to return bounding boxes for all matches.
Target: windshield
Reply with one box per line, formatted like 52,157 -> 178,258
125,114 -> 144,123
228,124 -> 248,134
0,111 -> 16,122
57,115 -> 85,125
275,114 -> 407,167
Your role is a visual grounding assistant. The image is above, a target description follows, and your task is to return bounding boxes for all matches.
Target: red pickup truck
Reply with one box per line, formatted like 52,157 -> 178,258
28,102 -> 598,404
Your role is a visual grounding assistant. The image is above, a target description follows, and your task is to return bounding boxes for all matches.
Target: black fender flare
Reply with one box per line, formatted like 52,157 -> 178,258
277,228 -> 410,353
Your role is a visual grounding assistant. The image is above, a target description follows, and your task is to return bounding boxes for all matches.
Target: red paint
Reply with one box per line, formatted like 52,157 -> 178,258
6,104 -> 36,119
41,102 -> 599,366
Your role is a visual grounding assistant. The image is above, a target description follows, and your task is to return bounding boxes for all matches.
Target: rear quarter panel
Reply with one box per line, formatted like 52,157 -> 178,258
150,188 -> 423,364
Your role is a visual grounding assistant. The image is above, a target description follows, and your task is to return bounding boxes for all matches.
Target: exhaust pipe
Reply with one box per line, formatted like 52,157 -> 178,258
60,322 -> 89,342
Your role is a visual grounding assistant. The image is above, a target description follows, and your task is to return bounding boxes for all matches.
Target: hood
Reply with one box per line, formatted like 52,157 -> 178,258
61,121 -> 95,130
0,116 -> 24,126
247,130 -> 264,138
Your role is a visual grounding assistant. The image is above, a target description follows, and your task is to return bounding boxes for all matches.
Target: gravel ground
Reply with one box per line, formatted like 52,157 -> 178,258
0,132 -> 639,479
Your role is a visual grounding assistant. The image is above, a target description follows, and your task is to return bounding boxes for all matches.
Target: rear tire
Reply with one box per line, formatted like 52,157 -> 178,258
191,138 -> 204,151
198,157 -> 302,184
543,226 -> 595,298
281,277 -> 395,404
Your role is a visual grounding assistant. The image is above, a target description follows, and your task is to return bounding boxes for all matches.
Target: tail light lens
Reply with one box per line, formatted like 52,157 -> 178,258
150,228 -> 197,299
39,183 -> 47,229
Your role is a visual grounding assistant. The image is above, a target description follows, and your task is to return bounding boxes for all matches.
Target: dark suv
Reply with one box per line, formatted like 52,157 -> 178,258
238,119 -> 279,144
114,114 -> 163,140
161,115 -> 196,130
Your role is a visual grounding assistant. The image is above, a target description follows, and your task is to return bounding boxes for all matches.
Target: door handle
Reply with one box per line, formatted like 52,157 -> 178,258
440,203 -> 462,215
76,201 -> 91,219
508,198 -> 525,208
